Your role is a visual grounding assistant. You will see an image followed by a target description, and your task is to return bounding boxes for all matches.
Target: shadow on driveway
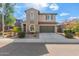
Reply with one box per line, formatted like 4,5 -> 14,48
0,43 -> 49,56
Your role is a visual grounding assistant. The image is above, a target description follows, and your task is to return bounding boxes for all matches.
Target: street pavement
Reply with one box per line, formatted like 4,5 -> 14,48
0,42 -> 79,56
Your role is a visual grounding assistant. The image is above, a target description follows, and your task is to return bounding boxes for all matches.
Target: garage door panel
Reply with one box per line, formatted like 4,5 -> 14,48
40,26 -> 55,33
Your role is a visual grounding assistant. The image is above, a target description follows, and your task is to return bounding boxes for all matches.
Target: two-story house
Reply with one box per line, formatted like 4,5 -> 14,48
22,8 -> 57,33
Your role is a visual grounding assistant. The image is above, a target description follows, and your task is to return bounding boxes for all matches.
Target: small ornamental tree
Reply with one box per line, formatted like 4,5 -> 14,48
12,26 -> 21,33
63,19 -> 79,37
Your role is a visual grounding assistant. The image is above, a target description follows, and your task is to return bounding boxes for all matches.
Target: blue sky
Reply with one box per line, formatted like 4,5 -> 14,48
13,3 -> 79,23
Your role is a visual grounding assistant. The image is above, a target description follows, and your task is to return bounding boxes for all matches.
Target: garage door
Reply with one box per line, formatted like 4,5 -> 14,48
40,26 -> 55,33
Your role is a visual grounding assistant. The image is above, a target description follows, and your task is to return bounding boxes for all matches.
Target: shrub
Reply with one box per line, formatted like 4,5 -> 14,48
17,32 -> 26,38
12,26 -> 21,33
64,29 -> 75,34
64,29 -> 70,34
65,33 -> 73,38
0,32 -> 2,35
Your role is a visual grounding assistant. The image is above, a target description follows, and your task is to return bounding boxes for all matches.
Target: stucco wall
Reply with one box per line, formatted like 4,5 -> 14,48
22,8 -> 57,33
26,8 -> 39,33
38,14 -> 56,22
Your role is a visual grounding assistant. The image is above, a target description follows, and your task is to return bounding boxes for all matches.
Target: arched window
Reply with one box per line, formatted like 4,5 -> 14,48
29,24 -> 35,32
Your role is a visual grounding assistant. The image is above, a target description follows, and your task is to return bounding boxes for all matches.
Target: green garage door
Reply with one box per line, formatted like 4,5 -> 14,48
40,26 -> 55,33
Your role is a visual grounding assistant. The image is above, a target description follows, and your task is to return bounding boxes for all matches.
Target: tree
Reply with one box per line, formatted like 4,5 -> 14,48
4,3 -> 16,26
64,19 -> 79,32
0,4 -> 3,32
0,14 -> 2,23
0,3 -> 16,30
73,20 -> 79,32
0,3 -> 16,37
0,4 -> 2,23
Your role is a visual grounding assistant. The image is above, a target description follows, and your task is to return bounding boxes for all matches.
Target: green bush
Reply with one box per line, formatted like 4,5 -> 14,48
17,32 -> 26,38
65,33 -> 73,38
75,28 -> 79,32
64,29 -> 75,34
64,29 -> 70,33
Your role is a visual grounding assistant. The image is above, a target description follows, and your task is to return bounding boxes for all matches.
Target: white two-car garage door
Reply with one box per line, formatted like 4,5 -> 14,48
40,26 -> 55,33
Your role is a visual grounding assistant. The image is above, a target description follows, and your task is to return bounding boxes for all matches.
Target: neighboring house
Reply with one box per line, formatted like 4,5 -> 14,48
57,24 -> 63,33
15,19 -> 23,27
22,8 -> 58,33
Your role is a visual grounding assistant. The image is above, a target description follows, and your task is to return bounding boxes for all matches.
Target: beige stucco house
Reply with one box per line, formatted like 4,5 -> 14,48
22,8 -> 57,33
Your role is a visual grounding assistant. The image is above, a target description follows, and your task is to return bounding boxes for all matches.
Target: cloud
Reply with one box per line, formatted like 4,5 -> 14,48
49,3 -> 59,10
68,16 -> 79,19
25,3 -> 59,11
60,13 -> 70,16
25,3 -> 49,10
36,3 -> 48,7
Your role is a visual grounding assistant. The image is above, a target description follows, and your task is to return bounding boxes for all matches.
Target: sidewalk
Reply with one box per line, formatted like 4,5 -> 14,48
13,38 -> 79,44
0,37 -> 79,44
0,38 -> 14,48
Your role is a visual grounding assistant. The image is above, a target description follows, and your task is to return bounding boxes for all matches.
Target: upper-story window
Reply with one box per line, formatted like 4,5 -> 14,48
30,12 -> 35,20
46,15 -> 52,21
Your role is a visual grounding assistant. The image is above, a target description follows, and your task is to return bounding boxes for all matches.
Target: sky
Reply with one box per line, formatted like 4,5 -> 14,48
13,3 -> 79,23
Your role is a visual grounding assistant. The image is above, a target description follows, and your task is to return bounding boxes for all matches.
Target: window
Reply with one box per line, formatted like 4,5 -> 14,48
30,12 -> 35,20
46,15 -> 52,21
29,24 -> 35,32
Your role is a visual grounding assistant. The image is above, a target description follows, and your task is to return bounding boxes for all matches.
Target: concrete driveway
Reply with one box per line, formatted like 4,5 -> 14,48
13,33 -> 79,43
39,33 -> 66,40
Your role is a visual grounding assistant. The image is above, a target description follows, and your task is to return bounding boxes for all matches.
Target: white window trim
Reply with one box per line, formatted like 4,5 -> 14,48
46,15 -> 52,21
29,24 -> 36,32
